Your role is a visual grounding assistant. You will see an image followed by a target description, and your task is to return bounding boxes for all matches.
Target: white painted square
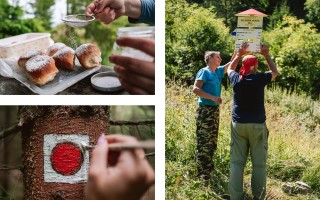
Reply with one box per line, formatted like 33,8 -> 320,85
235,40 -> 261,53
43,134 -> 89,183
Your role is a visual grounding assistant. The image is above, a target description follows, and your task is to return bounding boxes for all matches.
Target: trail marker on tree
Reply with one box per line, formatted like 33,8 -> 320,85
234,8 -> 268,52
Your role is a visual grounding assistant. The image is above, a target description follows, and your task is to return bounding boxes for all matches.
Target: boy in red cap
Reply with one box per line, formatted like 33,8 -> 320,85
227,43 -> 278,200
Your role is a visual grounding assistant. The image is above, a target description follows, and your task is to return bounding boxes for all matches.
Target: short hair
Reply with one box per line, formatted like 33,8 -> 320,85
204,51 -> 220,64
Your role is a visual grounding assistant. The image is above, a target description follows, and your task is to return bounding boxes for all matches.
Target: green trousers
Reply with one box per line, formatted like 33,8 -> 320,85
229,122 -> 269,200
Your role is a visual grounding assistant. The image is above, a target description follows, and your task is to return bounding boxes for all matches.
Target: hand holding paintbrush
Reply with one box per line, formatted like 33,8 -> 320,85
85,134 -> 155,200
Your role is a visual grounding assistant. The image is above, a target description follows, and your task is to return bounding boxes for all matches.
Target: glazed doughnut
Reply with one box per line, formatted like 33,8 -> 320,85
52,47 -> 75,70
75,44 -> 102,68
48,43 -> 67,56
18,49 -> 46,69
25,55 -> 59,85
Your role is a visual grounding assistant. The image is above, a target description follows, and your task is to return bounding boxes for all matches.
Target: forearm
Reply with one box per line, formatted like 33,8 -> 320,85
193,87 -> 217,101
128,0 -> 155,24
125,0 -> 142,19
227,53 -> 242,75
264,54 -> 277,73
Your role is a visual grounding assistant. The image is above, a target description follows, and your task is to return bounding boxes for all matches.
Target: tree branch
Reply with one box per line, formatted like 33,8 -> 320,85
0,124 -> 21,140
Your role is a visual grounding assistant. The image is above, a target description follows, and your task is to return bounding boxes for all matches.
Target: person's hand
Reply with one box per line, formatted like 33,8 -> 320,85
260,43 -> 270,57
85,134 -> 155,200
238,42 -> 249,56
85,0 -> 125,24
109,37 -> 155,95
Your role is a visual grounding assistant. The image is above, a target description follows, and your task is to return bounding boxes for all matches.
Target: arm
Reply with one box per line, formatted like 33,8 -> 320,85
223,50 -> 238,74
192,80 -> 222,104
260,44 -> 278,81
227,42 -> 249,77
129,0 -> 155,24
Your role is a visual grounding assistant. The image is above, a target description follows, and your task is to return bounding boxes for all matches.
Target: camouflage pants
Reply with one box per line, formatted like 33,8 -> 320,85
196,105 -> 220,181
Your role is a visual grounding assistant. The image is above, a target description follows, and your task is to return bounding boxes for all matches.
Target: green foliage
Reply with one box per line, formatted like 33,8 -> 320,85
0,0 -> 46,38
264,16 -> 320,99
32,0 -> 55,29
200,0 -> 269,29
66,0 -> 91,15
166,0 -> 233,84
305,0 -> 320,29
302,164 -> 320,192
267,1 -> 292,30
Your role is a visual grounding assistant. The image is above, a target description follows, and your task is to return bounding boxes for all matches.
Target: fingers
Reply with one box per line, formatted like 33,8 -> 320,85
110,55 -> 155,78
106,135 -> 145,162
115,66 -> 155,94
85,3 -> 96,15
115,37 -> 155,57
95,8 -> 116,24
93,0 -> 111,14
106,134 -> 138,144
89,134 -> 108,180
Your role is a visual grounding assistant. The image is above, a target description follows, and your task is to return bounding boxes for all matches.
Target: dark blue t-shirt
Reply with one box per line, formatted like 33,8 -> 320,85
229,71 -> 272,123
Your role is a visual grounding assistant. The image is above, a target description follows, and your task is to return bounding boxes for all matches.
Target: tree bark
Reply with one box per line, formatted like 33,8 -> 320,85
18,106 -> 109,200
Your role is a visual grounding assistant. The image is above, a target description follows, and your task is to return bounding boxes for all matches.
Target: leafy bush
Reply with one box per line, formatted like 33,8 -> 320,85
166,0 -> 233,85
263,16 -> 320,99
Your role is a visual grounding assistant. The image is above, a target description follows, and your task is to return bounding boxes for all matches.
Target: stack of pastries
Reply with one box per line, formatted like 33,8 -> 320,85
17,43 -> 102,85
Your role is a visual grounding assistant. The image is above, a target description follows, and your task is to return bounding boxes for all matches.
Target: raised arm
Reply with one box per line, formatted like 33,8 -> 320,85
223,50 -> 238,74
192,80 -> 222,104
227,42 -> 249,77
260,43 -> 278,81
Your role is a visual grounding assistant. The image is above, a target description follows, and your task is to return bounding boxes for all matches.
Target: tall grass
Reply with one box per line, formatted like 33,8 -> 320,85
166,82 -> 320,199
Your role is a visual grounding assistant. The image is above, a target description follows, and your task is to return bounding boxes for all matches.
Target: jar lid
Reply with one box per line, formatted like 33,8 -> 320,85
91,71 -> 122,92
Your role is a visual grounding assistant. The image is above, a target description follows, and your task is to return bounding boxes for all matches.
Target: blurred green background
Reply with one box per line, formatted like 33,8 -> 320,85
0,0 -> 149,66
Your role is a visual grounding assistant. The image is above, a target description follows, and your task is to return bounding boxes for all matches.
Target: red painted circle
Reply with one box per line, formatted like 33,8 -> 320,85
50,142 -> 83,176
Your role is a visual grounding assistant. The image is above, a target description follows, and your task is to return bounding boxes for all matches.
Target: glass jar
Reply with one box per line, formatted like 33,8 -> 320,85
112,26 -> 155,62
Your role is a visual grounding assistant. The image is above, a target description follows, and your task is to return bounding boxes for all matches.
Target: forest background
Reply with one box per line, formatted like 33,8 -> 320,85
166,0 -> 320,199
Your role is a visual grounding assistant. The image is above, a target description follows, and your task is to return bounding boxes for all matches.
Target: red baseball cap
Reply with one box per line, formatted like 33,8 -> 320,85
239,55 -> 258,78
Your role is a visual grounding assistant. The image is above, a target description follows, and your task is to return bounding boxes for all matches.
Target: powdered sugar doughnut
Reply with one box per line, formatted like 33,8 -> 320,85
25,55 -> 59,85
52,47 -> 75,70
18,49 -> 46,69
48,43 -> 67,56
75,43 -> 101,68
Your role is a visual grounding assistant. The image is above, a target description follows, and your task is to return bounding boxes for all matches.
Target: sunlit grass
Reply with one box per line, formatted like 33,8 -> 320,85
166,82 -> 320,199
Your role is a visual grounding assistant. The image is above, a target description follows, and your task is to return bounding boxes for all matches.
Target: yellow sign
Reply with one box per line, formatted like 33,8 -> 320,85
237,16 -> 263,28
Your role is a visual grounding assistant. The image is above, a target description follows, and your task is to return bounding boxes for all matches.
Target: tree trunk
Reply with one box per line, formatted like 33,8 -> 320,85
18,106 -> 109,200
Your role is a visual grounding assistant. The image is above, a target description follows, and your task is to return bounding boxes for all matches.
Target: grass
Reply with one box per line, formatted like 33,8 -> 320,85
165,82 -> 320,199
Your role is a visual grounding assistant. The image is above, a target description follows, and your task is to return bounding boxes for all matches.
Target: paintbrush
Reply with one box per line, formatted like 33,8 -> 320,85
80,140 -> 155,152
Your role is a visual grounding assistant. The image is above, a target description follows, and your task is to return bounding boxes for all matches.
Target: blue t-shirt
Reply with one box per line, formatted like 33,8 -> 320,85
196,66 -> 225,106
229,71 -> 272,123
129,0 -> 155,25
